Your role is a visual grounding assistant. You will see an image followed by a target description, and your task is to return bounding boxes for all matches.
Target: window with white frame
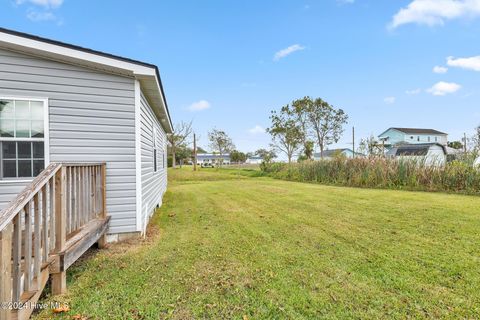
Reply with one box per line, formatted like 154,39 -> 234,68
153,126 -> 158,172
0,98 -> 46,179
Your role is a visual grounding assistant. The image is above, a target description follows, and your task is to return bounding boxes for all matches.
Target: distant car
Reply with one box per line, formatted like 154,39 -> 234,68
201,162 -> 214,168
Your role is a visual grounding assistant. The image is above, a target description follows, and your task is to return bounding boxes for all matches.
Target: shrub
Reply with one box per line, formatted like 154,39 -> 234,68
260,157 -> 480,195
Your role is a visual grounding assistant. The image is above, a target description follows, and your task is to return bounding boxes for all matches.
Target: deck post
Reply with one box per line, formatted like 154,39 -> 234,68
52,166 -> 67,295
97,164 -> 107,248
0,223 -> 13,320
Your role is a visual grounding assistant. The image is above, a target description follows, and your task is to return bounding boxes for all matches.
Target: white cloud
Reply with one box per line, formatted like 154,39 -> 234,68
248,125 -> 266,134
406,88 -> 421,95
447,55 -> 480,71
16,0 -> 63,8
273,44 -> 305,61
427,81 -> 461,96
384,96 -> 396,104
187,100 -> 211,112
26,9 -> 56,21
433,65 -> 448,73
389,0 -> 480,29
16,0 -> 63,24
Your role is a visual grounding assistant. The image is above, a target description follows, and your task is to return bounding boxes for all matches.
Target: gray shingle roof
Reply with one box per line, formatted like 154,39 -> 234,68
390,128 -> 447,135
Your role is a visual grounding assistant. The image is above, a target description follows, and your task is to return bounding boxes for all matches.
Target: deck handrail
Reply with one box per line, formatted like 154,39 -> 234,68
0,163 -> 62,232
0,162 -> 108,320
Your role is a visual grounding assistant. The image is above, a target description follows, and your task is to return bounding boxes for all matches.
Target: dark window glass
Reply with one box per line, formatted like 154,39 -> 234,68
154,149 -> 157,172
18,160 -> 32,177
3,160 -> 16,178
33,142 -> 44,158
33,160 -> 44,176
17,142 -> 31,159
2,142 -> 16,159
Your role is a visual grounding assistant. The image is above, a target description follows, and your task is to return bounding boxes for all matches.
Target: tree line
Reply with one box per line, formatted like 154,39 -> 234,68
168,96 -> 480,167
167,96 -> 349,166
167,124 -> 276,167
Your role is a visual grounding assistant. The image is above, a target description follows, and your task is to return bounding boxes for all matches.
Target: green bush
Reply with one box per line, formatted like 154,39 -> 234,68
261,157 -> 480,194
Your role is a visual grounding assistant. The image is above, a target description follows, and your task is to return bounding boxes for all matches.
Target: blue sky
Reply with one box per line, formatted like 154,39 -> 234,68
2,0 -> 480,153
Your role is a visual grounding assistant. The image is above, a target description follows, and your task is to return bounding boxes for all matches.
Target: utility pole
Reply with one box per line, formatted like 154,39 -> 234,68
193,133 -> 197,171
352,126 -> 355,158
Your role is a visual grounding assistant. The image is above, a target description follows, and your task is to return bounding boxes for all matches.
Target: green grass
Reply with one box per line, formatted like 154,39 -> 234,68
34,167 -> 480,319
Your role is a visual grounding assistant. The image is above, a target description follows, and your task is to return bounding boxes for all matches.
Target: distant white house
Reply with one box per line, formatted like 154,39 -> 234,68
378,128 -> 448,149
246,156 -> 263,164
386,143 -> 447,166
313,148 -> 356,160
196,153 -> 231,167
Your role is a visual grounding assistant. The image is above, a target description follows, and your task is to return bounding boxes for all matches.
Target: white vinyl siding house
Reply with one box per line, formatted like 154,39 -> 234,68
378,128 -> 448,148
0,28 -> 173,239
140,92 -> 167,232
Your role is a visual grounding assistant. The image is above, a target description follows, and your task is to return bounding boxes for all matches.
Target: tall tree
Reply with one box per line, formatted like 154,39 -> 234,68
230,150 -> 247,163
267,108 -> 303,163
208,129 -> 235,166
303,140 -> 314,160
167,121 -> 193,168
175,145 -> 192,168
291,97 -> 312,152
304,97 -> 348,157
255,148 -> 277,163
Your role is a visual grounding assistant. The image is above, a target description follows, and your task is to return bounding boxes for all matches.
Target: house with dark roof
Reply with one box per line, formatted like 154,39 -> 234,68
386,143 -> 447,166
378,127 -> 448,148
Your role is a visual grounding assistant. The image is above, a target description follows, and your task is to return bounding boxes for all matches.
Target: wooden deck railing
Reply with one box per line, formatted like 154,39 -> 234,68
0,163 -> 110,320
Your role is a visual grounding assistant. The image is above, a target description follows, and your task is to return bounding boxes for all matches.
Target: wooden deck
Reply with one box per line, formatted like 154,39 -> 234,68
0,163 -> 110,320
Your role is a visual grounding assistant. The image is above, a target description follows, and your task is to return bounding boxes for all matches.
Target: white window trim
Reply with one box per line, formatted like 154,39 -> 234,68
0,96 -> 49,182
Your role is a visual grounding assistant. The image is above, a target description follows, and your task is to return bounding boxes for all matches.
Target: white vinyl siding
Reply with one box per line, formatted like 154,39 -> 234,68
0,47 -> 137,234
140,92 -> 167,231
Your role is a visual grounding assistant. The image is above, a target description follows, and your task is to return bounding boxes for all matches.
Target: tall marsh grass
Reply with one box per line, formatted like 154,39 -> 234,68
261,157 -> 480,194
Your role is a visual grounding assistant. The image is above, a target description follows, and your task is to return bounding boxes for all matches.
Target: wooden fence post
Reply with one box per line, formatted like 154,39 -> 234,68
52,167 -> 67,295
97,164 -> 107,248
0,223 -> 13,320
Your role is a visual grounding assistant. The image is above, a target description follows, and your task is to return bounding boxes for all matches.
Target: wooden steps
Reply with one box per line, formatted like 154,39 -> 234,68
0,163 -> 109,320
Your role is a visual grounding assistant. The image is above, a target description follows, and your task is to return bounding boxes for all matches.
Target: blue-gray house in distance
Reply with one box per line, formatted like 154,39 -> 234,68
313,148 -> 356,160
0,28 -> 173,241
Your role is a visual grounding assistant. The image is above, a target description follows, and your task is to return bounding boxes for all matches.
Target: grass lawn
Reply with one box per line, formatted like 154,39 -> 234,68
34,167 -> 480,319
